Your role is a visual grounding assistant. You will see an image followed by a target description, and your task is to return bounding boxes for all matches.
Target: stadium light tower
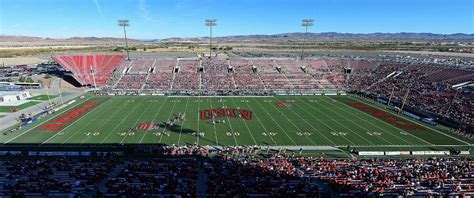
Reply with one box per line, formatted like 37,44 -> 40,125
300,19 -> 314,60
118,19 -> 130,60
205,19 -> 217,58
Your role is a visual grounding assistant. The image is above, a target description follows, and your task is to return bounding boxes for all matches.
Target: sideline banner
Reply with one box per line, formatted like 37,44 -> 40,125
359,151 -> 384,156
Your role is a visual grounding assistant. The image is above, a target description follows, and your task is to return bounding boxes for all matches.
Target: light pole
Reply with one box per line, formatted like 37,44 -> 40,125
205,19 -> 217,58
300,19 -> 314,60
118,19 -> 130,60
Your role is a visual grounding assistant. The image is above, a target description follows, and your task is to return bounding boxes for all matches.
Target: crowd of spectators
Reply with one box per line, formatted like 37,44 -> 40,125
0,153 -> 472,197
204,156 -> 474,197
201,59 -> 235,90
112,58 -> 374,92
0,157 -> 120,197
231,59 -> 266,90
115,74 -> 147,90
346,62 -> 473,129
172,60 -> 201,90
144,60 -> 175,90
105,158 -> 197,197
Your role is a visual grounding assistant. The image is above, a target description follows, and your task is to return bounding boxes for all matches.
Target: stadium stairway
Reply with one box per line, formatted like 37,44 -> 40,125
95,161 -> 128,196
196,166 -> 207,198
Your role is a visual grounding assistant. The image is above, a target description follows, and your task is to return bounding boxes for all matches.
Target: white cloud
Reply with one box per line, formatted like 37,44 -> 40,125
138,0 -> 153,21
93,0 -> 104,19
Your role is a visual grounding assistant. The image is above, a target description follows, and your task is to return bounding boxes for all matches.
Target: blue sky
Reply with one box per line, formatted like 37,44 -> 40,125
0,0 -> 473,39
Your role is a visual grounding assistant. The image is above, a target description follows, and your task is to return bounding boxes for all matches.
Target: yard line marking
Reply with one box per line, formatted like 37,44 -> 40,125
299,97 -> 385,145
41,97 -> 109,144
290,97 -> 357,145
344,144 -> 470,148
335,96 -> 433,145
230,98 -> 258,145
77,98 -> 131,144
312,99 -> 406,144
99,98 -> 145,144
158,101 -> 178,144
196,96 -> 201,145
266,98 -> 318,145
241,98 -> 277,145
283,98 -> 340,145
3,96 -> 93,144
177,97 -> 190,145
168,95 -> 274,98
208,99 -> 220,146
219,97 -> 239,146
139,97 -> 168,144
351,95 -> 470,145
57,98 -> 121,144
252,98 -> 297,145
120,99 -> 154,144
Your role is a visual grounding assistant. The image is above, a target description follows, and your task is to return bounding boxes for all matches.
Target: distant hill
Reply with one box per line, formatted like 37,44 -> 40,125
1,32 -> 473,43
0,35 -> 141,43
0,35 -> 44,42
161,32 -> 474,42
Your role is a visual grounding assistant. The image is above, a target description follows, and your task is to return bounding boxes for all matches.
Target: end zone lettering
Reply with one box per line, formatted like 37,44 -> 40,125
41,102 -> 99,131
200,108 -> 252,120
349,102 -> 425,131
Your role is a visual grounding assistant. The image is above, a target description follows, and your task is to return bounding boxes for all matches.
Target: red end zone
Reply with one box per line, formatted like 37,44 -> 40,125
347,101 -> 425,131
41,101 -> 100,131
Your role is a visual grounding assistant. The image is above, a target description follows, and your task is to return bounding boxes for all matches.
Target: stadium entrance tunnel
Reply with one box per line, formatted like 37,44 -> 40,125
61,72 -> 84,87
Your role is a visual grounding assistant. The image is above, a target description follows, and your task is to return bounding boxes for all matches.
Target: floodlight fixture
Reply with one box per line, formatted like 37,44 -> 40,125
205,19 -> 217,58
118,19 -> 130,60
300,18 -> 315,60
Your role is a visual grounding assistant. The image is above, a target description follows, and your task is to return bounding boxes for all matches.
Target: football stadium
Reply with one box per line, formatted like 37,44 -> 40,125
3,57 -> 472,150
0,0 -> 473,197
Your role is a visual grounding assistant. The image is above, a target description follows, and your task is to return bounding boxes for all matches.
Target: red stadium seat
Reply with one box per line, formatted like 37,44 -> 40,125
53,54 -> 125,86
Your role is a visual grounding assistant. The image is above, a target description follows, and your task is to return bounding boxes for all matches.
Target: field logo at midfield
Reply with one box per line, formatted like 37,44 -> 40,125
41,102 -> 99,131
137,121 -> 160,131
275,102 -> 287,107
200,108 -> 252,120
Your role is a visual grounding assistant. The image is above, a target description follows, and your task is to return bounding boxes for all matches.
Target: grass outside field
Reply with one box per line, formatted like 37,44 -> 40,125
0,95 -> 471,150
28,94 -> 57,101
0,101 -> 42,112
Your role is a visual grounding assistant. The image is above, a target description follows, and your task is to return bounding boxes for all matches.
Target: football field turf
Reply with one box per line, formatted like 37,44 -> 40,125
1,94 -> 472,149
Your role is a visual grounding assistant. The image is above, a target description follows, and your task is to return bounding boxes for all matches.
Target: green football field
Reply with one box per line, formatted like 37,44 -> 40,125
1,94 -> 472,149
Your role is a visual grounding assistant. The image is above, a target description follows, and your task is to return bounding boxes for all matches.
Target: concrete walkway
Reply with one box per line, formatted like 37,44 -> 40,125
0,91 -> 84,132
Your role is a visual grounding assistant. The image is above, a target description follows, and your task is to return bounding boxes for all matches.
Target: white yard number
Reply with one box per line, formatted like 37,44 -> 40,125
297,132 -> 313,136
153,132 -> 170,136
240,100 -> 249,103
262,132 -> 278,136
226,132 -> 240,136
264,100 -> 273,102
218,99 -> 227,102
84,132 -> 100,136
118,132 -> 135,136
367,131 -> 383,136
331,132 -> 348,136
172,100 -> 181,103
